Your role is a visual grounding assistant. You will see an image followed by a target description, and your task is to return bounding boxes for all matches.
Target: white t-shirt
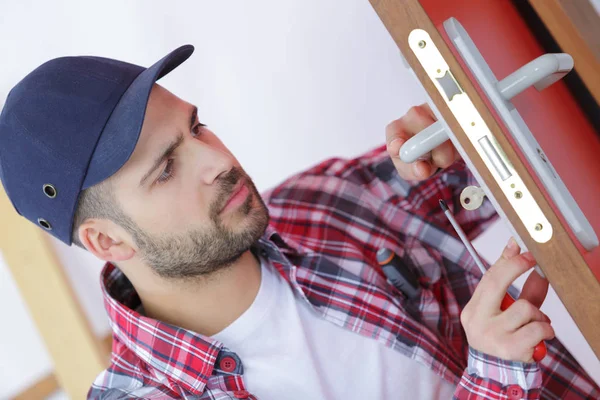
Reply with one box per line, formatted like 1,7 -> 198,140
212,256 -> 456,399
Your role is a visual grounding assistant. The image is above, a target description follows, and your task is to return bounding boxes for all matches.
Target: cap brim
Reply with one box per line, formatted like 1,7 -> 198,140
82,44 -> 194,189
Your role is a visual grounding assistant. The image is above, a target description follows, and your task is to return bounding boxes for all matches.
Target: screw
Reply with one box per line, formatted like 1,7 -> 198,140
514,191 -> 523,199
418,40 -> 426,48
535,223 -> 543,231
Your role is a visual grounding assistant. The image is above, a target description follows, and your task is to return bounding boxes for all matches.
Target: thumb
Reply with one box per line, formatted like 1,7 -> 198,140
501,237 -> 521,260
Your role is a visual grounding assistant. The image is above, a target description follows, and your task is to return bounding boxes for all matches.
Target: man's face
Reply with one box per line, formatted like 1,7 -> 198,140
110,84 -> 269,279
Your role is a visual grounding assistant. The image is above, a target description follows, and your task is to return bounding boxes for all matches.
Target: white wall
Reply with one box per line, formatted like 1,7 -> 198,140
0,1 -> 598,399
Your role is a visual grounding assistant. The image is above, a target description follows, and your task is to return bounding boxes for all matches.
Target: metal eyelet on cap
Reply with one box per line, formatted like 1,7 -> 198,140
37,218 -> 52,230
43,184 -> 57,198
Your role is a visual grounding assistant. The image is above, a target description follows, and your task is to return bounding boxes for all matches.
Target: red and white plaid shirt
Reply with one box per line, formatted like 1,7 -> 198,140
89,145 -> 599,399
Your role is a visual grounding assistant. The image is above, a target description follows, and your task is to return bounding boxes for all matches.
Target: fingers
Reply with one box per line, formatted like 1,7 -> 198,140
386,105 -> 438,181
463,237 -> 553,363
495,238 -> 548,309
499,299 -> 548,331
385,118 -> 409,158
402,105 -> 437,140
385,105 -> 434,151
519,267 -> 549,309
478,239 -> 537,310
386,103 -> 463,181
500,237 -> 522,260
513,322 -> 555,360
431,139 -> 456,169
489,320 -> 554,363
412,160 -> 434,179
419,102 -> 462,166
462,286 -> 553,363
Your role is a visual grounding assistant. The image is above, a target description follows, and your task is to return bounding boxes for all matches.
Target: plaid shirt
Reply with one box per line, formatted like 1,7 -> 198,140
89,145 -> 599,399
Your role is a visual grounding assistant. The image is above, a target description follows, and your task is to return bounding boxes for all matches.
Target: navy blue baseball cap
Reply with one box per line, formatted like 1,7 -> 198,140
0,44 -> 194,245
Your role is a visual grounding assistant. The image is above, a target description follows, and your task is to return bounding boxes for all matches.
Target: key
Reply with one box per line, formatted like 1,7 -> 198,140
460,186 -> 486,210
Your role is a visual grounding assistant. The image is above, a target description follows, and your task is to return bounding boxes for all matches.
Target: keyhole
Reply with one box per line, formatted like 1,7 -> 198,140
537,148 -> 547,163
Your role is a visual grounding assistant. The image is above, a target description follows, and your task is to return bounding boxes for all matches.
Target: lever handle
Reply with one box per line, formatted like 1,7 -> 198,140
496,53 -> 573,100
399,120 -> 448,163
400,53 -> 573,164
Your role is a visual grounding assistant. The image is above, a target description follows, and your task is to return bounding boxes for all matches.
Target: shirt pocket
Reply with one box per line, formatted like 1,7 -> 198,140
403,236 -> 443,287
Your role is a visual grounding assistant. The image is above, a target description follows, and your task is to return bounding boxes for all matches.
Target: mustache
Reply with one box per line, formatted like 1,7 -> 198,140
210,167 -> 245,217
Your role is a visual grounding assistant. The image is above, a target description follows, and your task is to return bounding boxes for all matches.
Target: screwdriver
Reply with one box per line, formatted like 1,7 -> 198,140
439,199 -> 547,362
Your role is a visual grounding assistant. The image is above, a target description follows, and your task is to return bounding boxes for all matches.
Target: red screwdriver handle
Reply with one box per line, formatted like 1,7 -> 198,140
500,293 -> 547,362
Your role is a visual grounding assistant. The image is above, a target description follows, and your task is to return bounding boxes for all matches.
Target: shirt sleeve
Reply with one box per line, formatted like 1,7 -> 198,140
453,347 -> 542,400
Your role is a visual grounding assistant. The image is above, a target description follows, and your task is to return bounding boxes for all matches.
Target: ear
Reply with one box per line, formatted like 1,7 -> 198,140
78,219 -> 135,262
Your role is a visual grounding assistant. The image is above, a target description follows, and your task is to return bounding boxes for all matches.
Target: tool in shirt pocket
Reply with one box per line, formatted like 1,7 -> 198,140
377,248 -> 421,299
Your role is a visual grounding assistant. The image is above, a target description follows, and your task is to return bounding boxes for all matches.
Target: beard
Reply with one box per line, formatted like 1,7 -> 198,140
124,167 -> 269,280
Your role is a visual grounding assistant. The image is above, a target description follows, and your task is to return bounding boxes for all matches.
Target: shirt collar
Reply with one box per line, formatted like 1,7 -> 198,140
99,224 -> 304,394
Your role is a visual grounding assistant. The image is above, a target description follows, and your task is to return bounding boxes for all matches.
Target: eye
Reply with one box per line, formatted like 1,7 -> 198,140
157,159 -> 175,184
192,122 -> 207,138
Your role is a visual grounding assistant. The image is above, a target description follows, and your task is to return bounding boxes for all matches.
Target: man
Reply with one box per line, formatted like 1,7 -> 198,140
0,44 -> 597,399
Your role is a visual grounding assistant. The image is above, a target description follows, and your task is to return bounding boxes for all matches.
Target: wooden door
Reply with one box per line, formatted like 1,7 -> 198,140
369,0 -> 600,358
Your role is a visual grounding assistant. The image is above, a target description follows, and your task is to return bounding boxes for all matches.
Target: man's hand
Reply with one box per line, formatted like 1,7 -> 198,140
461,237 -> 555,362
386,104 -> 461,181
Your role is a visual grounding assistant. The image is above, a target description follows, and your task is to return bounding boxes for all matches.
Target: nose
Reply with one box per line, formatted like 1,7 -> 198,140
189,141 -> 234,185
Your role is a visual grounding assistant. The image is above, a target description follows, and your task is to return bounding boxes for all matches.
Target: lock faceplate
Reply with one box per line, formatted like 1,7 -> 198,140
408,28 -> 552,244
